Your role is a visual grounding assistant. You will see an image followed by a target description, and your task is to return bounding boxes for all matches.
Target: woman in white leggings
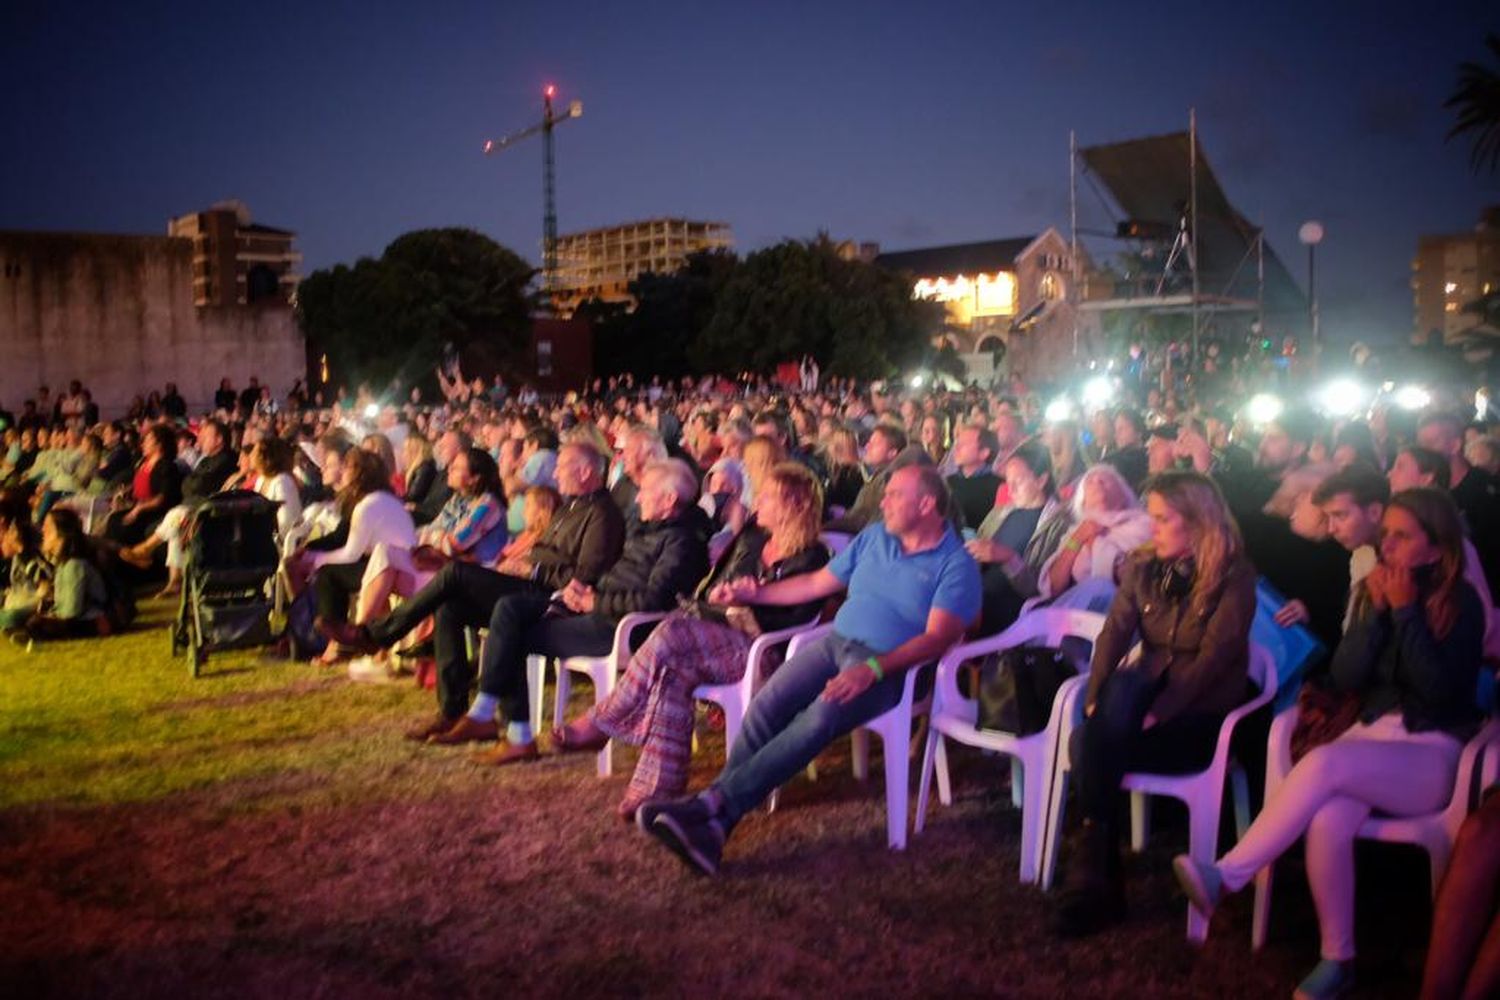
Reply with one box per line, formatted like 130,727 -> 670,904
1174,488 -> 1486,1000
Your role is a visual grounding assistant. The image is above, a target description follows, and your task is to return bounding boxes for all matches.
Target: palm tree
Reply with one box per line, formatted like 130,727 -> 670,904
1447,34 -> 1500,174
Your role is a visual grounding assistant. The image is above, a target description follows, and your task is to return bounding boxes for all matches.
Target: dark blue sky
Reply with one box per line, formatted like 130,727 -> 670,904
3,1 -> 1497,347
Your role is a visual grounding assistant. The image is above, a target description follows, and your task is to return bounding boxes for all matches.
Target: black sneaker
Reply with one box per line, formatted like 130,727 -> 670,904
635,795 -> 710,835
647,809 -> 724,877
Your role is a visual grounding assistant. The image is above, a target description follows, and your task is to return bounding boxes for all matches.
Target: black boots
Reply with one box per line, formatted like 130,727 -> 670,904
1050,818 -> 1126,938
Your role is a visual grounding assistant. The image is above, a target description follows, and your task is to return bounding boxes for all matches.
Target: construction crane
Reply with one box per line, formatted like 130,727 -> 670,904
482,84 -> 584,300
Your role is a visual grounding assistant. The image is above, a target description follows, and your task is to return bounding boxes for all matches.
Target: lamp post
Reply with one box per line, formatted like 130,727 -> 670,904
1298,220 -> 1324,352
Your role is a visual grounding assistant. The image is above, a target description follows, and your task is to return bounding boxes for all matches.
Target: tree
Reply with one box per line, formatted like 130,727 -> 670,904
589,249 -> 737,378
298,228 -> 534,392
692,235 -> 942,379
1447,33 -> 1500,174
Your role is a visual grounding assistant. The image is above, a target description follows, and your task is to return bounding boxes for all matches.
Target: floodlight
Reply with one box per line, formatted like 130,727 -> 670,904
1081,376 -> 1114,409
1317,379 -> 1367,417
1393,385 -> 1431,411
1246,393 -> 1283,426
364,403 -> 380,419
1045,397 -> 1075,423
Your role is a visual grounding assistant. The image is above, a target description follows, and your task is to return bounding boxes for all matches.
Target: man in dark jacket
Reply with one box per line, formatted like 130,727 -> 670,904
463,457 -> 711,766
324,440 -> 626,740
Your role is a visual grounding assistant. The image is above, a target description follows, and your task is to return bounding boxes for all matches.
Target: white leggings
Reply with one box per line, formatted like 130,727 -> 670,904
1216,714 -> 1460,961
154,505 -> 191,570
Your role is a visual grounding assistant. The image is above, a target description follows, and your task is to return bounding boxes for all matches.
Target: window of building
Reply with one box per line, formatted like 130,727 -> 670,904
537,339 -> 553,377
1040,272 -> 1063,301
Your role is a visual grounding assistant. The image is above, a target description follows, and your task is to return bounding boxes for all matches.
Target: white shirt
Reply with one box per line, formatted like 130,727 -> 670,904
308,491 -> 416,569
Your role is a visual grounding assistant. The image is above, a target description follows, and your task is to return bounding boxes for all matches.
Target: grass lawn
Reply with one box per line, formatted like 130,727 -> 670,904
0,599 -> 1432,998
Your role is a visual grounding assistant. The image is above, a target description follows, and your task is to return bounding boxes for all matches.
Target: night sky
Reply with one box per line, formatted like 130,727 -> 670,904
3,1 -> 1497,350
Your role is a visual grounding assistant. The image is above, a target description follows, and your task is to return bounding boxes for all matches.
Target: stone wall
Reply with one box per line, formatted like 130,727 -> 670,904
0,232 -> 305,417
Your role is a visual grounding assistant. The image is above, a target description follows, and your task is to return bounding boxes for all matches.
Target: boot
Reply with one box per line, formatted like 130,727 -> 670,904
1050,818 -> 1126,938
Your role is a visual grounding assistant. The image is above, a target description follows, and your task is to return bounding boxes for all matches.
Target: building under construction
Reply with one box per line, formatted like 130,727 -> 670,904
550,218 -> 733,315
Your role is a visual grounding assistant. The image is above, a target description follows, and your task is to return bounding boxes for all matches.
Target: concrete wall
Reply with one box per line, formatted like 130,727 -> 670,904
0,232 -> 305,417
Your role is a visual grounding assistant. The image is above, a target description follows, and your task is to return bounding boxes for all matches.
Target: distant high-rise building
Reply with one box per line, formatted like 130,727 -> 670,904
1412,205 -> 1500,344
168,200 -> 302,308
551,218 -> 732,315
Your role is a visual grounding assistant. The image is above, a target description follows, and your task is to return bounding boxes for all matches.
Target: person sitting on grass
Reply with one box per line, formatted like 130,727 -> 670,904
1173,489 -> 1485,1000
637,464 -> 979,877
1,516 -> 51,630
554,461 -> 830,818
14,508 -> 111,641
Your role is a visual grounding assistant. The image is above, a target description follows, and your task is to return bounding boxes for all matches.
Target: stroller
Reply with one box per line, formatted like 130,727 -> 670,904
172,490 -> 281,676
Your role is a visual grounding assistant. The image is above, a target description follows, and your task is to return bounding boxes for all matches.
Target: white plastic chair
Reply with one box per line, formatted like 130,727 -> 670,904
693,617 -> 822,758
553,611 -> 669,777
780,621 -> 936,851
1041,642 -> 1277,943
914,608 -> 1107,883
1250,710 -> 1500,951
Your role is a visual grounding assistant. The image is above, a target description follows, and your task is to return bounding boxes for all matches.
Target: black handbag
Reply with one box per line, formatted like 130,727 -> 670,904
977,646 -> 1079,736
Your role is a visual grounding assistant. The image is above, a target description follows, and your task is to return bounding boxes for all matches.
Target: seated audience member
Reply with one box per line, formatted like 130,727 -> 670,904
292,450 -> 416,663
321,441 -> 626,740
103,424 -> 183,549
361,432 -> 402,498
1,517 -> 51,630
1465,433 -> 1499,477
555,462 -> 830,816
824,423 -> 907,534
1036,463 -> 1151,607
118,420 -> 238,596
969,441 -> 1068,634
945,423 -> 1001,532
610,425 -> 668,526
495,485 -> 561,576
821,424 -> 867,513
17,509 -> 112,640
253,437 -> 305,543
400,433 -> 439,515
1046,419 -> 1089,503
1102,408 -> 1149,492
1418,411 -> 1500,594
638,464 -> 980,876
359,446 -> 508,621
1054,471 -> 1256,937
428,458 -> 711,764
1420,789 -> 1500,1000
1174,488 -> 1485,1000
412,428 -> 469,527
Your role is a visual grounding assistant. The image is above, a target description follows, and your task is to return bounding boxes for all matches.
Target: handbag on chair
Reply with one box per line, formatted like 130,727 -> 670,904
977,646 -> 1079,736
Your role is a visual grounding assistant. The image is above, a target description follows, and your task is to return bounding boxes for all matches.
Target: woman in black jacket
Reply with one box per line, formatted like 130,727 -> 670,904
441,458 -> 712,768
1174,488 -> 1485,1000
555,462 -> 830,817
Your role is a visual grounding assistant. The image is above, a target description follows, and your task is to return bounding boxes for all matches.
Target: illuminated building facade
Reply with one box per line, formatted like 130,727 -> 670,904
551,218 -> 733,316
876,228 -> 1087,363
1412,206 -> 1500,345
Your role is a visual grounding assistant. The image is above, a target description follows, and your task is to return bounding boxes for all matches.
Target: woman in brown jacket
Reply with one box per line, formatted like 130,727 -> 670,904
1053,470 -> 1257,937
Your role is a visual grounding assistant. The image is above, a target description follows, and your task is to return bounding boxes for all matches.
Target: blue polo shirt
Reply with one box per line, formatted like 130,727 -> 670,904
827,521 -> 981,652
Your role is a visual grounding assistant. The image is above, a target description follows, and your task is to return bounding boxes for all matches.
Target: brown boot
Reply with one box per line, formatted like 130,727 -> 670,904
470,741 -> 540,767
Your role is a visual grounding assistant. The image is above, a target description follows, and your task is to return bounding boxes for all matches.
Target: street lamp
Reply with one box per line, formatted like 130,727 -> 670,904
1298,221 -> 1324,351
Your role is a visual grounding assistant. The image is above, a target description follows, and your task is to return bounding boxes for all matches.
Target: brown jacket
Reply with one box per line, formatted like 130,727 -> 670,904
1086,548 -> 1257,724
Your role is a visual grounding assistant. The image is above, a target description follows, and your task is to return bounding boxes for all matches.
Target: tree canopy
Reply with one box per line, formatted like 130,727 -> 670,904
297,228 -> 534,390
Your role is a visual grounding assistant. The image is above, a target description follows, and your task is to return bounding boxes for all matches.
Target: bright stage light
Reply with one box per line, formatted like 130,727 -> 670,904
1081,376 -> 1114,409
1246,393 -> 1283,426
364,403 -> 380,419
1045,397 -> 1075,423
909,374 -> 924,389
1317,379 -> 1368,417
1393,385 -> 1431,411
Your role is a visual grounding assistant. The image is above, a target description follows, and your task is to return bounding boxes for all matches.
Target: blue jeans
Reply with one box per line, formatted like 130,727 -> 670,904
712,631 -> 907,826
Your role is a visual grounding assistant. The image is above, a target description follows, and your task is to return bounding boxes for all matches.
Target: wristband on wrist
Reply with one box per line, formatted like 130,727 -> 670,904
1063,537 -> 1083,552
865,656 -> 884,682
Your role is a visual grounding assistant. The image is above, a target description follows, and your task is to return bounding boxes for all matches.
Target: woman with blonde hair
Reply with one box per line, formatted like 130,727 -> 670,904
553,462 -> 830,817
1174,488 -> 1485,1000
821,424 -> 866,512
1053,470 -> 1257,938
1037,462 -> 1151,603
400,433 -> 438,513
710,435 -> 785,560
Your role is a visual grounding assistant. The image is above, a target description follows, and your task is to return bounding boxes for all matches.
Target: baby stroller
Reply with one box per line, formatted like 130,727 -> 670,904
172,490 -> 281,676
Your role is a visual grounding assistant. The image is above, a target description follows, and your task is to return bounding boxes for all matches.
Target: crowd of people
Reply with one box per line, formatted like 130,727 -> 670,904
3,357 -> 1499,999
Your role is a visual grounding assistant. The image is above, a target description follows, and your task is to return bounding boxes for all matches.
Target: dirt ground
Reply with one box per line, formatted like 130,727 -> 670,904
0,602 -> 1433,999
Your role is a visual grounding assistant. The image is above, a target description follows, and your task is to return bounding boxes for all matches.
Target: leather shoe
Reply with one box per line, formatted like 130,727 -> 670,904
404,712 -> 459,742
426,716 -> 499,745
471,741 -> 540,767
315,617 -> 381,654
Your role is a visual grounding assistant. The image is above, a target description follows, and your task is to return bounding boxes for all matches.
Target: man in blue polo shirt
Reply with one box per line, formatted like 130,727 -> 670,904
640,463 -> 981,876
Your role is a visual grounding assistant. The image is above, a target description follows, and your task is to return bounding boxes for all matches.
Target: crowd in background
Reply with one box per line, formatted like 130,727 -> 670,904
2,351 -> 1499,999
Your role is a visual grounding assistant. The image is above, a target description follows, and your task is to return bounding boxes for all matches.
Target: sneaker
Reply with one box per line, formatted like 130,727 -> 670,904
635,795 -> 710,836
647,808 -> 724,877
1172,854 -> 1224,920
347,656 -> 394,684
1294,959 -> 1356,1000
